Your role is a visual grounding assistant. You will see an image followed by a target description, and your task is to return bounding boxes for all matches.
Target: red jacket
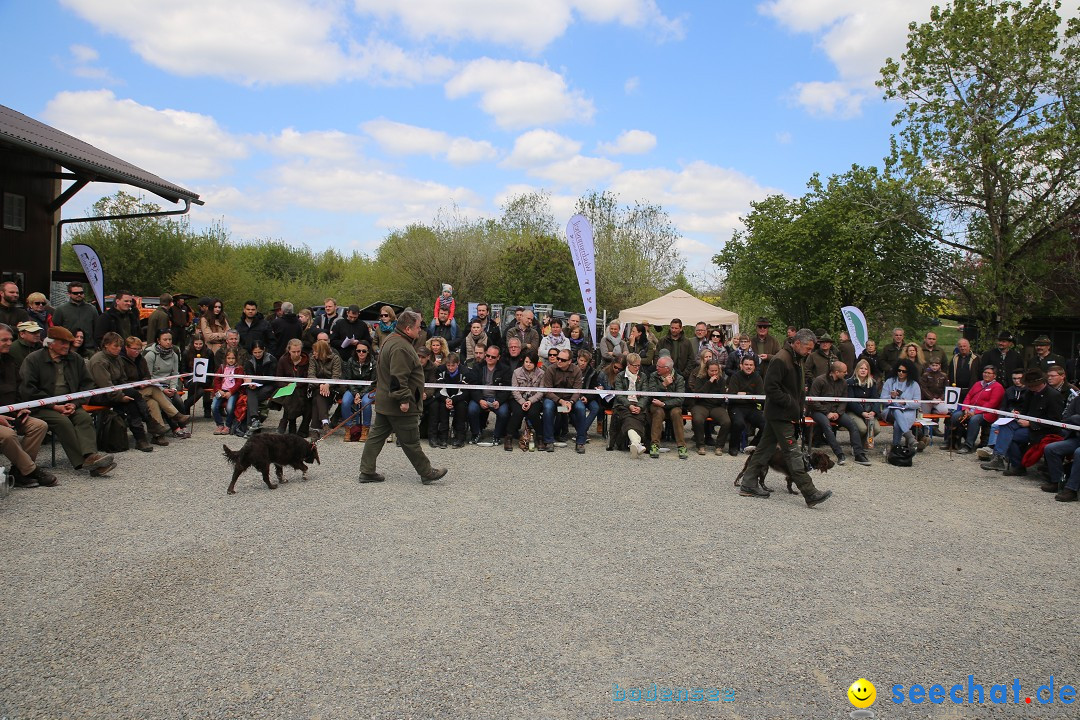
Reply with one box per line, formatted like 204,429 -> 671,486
963,380 -> 1005,421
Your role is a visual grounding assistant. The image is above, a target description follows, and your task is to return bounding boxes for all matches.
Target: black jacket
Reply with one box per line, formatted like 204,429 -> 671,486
762,347 -> 806,422
1016,384 -> 1065,444
329,317 -> 373,360
465,361 -> 512,405
270,313 -> 304,358
95,307 -> 142,345
236,313 -> 274,353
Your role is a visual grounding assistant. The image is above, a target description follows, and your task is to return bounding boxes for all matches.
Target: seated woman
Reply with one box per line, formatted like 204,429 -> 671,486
689,359 -> 730,455
845,358 -> 881,450
211,349 -> 242,436
426,336 -> 448,366
625,324 -> 654,376
577,349 -> 610,438
598,320 -> 625,367
239,341 -> 277,437
612,352 -> 649,456
143,328 -> 191,438
341,340 -> 376,442
71,329 -> 94,360
509,350 -> 544,451
272,338 -> 311,436
182,333 -> 216,418
307,339 -> 342,441
880,358 -> 922,449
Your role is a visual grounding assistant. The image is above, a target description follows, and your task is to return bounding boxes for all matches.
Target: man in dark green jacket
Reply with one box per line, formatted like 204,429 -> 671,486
20,326 -> 115,475
737,328 -> 832,507
358,310 -> 446,485
657,318 -> 695,380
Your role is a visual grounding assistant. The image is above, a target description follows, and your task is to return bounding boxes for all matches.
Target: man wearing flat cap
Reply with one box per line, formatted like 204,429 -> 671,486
980,368 -> 1065,476
752,317 -> 781,370
803,332 -> 838,386
981,331 -> 1023,389
0,322 -> 58,487
1026,335 -> 1065,374
19,326 -> 116,476
9,320 -> 43,368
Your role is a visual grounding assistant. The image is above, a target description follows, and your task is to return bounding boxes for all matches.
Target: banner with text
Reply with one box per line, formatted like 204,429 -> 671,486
840,305 -> 868,358
566,214 -> 597,346
71,243 -> 105,311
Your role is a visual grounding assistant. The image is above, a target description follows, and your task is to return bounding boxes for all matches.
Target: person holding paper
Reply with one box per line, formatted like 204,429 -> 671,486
879,358 -> 922,451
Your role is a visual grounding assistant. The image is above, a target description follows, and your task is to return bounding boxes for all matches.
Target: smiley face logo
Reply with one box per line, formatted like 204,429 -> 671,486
847,678 -> 876,708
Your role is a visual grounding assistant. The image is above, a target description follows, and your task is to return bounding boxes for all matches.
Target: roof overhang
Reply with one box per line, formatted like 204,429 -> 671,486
0,103 -> 202,206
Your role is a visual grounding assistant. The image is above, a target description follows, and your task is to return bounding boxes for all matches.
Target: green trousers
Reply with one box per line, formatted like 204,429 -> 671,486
31,407 -> 97,467
740,419 -> 816,494
359,413 -> 433,478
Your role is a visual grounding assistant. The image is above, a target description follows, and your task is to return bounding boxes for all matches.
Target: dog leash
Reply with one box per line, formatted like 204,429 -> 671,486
313,407 -> 363,443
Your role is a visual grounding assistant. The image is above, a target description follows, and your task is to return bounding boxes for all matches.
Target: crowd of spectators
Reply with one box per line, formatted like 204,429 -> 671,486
2,278 -> 1078,500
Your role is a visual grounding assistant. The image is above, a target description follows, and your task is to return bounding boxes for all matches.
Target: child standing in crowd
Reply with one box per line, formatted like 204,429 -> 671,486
212,349 -> 240,435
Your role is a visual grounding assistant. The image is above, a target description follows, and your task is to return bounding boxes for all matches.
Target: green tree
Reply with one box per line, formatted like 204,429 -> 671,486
715,165 -> 942,333
574,190 -> 685,313
879,0 -> 1080,331
488,231 -> 578,310
61,191 -> 200,295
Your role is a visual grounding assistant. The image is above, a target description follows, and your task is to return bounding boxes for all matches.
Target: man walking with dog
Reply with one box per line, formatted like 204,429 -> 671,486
358,310 -> 447,485
737,328 -> 832,507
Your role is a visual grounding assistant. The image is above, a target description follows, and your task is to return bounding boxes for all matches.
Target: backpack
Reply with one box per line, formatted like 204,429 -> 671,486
96,409 -> 130,453
888,444 -> 914,467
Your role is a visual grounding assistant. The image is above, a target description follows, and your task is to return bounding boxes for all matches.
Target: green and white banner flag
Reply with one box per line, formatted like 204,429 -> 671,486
840,306 -> 868,358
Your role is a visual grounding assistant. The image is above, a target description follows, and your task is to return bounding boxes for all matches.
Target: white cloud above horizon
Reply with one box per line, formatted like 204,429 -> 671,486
445,59 -> 595,129
362,119 -> 498,164
597,129 -> 657,155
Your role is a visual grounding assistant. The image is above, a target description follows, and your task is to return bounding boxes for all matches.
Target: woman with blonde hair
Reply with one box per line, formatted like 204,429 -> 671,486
903,342 -> 925,376
846,358 -> 881,449
307,339 -> 342,441
373,305 -> 397,352
298,307 -> 319,353
426,336 -> 448,365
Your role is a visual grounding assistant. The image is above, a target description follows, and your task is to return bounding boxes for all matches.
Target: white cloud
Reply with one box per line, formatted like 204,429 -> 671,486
64,43 -> 117,83
69,44 -> 97,64
528,155 -> 621,189
59,0 -> 454,86
362,119 -> 498,164
445,59 -> 594,129
262,128 -> 362,161
624,76 -> 640,94
503,130 -> 582,168
791,81 -> 865,119
597,129 -> 656,155
268,160 -> 485,228
42,90 -> 247,183
352,0 -> 683,52
776,131 -> 792,144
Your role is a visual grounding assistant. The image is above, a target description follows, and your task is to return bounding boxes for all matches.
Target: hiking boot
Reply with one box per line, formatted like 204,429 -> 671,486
917,435 -> 929,452
854,454 -> 871,466
421,468 -> 447,485
428,436 -> 437,448
1040,481 -> 1060,493
28,467 -> 58,486
1055,488 -> 1077,502
678,446 -> 688,460
575,443 -> 586,454
545,443 -> 555,453
649,443 -> 660,459
439,435 -> 448,449
358,472 -> 386,483
1003,463 -> 1027,477
90,462 -> 117,477
505,437 -> 513,451
84,453 -> 115,469
957,444 -> 973,455
836,454 -> 846,466
346,432 -> 357,443
981,455 -> 1006,471
12,472 -> 38,488
739,481 -> 770,498
975,446 -> 993,460
175,413 -> 191,426
804,488 -> 833,507
359,426 -> 369,441
697,445 -> 706,456
135,438 -> 153,452
151,435 -> 170,447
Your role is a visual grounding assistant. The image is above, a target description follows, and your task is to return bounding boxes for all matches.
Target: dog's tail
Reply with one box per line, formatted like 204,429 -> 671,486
222,444 -> 240,464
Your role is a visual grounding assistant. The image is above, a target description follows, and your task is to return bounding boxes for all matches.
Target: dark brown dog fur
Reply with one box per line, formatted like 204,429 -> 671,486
223,433 -> 320,495
734,447 -> 834,494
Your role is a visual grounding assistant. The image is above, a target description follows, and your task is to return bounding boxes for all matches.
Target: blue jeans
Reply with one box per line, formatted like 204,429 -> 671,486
583,398 -> 601,436
991,420 -> 1018,457
211,393 -> 237,427
1004,427 -> 1031,467
809,411 -> 864,456
1045,437 -> 1080,489
542,398 -> 587,444
951,410 -> 989,448
341,390 -> 375,426
467,400 -> 510,439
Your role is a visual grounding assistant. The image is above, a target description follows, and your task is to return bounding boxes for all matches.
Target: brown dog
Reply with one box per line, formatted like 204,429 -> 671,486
223,433 -> 320,495
734,447 -> 834,494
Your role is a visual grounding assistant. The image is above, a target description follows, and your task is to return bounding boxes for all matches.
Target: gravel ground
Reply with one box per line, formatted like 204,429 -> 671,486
1,416 -> 1077,720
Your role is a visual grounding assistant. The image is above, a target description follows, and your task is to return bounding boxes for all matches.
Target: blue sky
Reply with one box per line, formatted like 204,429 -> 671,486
6,1 -> 1074,283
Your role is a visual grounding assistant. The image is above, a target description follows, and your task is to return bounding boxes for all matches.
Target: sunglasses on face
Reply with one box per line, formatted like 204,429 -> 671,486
70,290 -> 84,295
31,301 -> 45,306
486,353 -> 499,359
380,313 -> 390,318
357,349 -> 368,354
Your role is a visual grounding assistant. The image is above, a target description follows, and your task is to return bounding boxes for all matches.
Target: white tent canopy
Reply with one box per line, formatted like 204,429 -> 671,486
616,290 -> 740,332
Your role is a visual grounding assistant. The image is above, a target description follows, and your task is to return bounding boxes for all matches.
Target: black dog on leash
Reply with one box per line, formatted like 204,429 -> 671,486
734,447 -> 835,494
223,433 -> 320,495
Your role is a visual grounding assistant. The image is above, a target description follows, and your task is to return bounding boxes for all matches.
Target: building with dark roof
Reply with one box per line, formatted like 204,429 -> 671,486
0,103 -> 202,298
